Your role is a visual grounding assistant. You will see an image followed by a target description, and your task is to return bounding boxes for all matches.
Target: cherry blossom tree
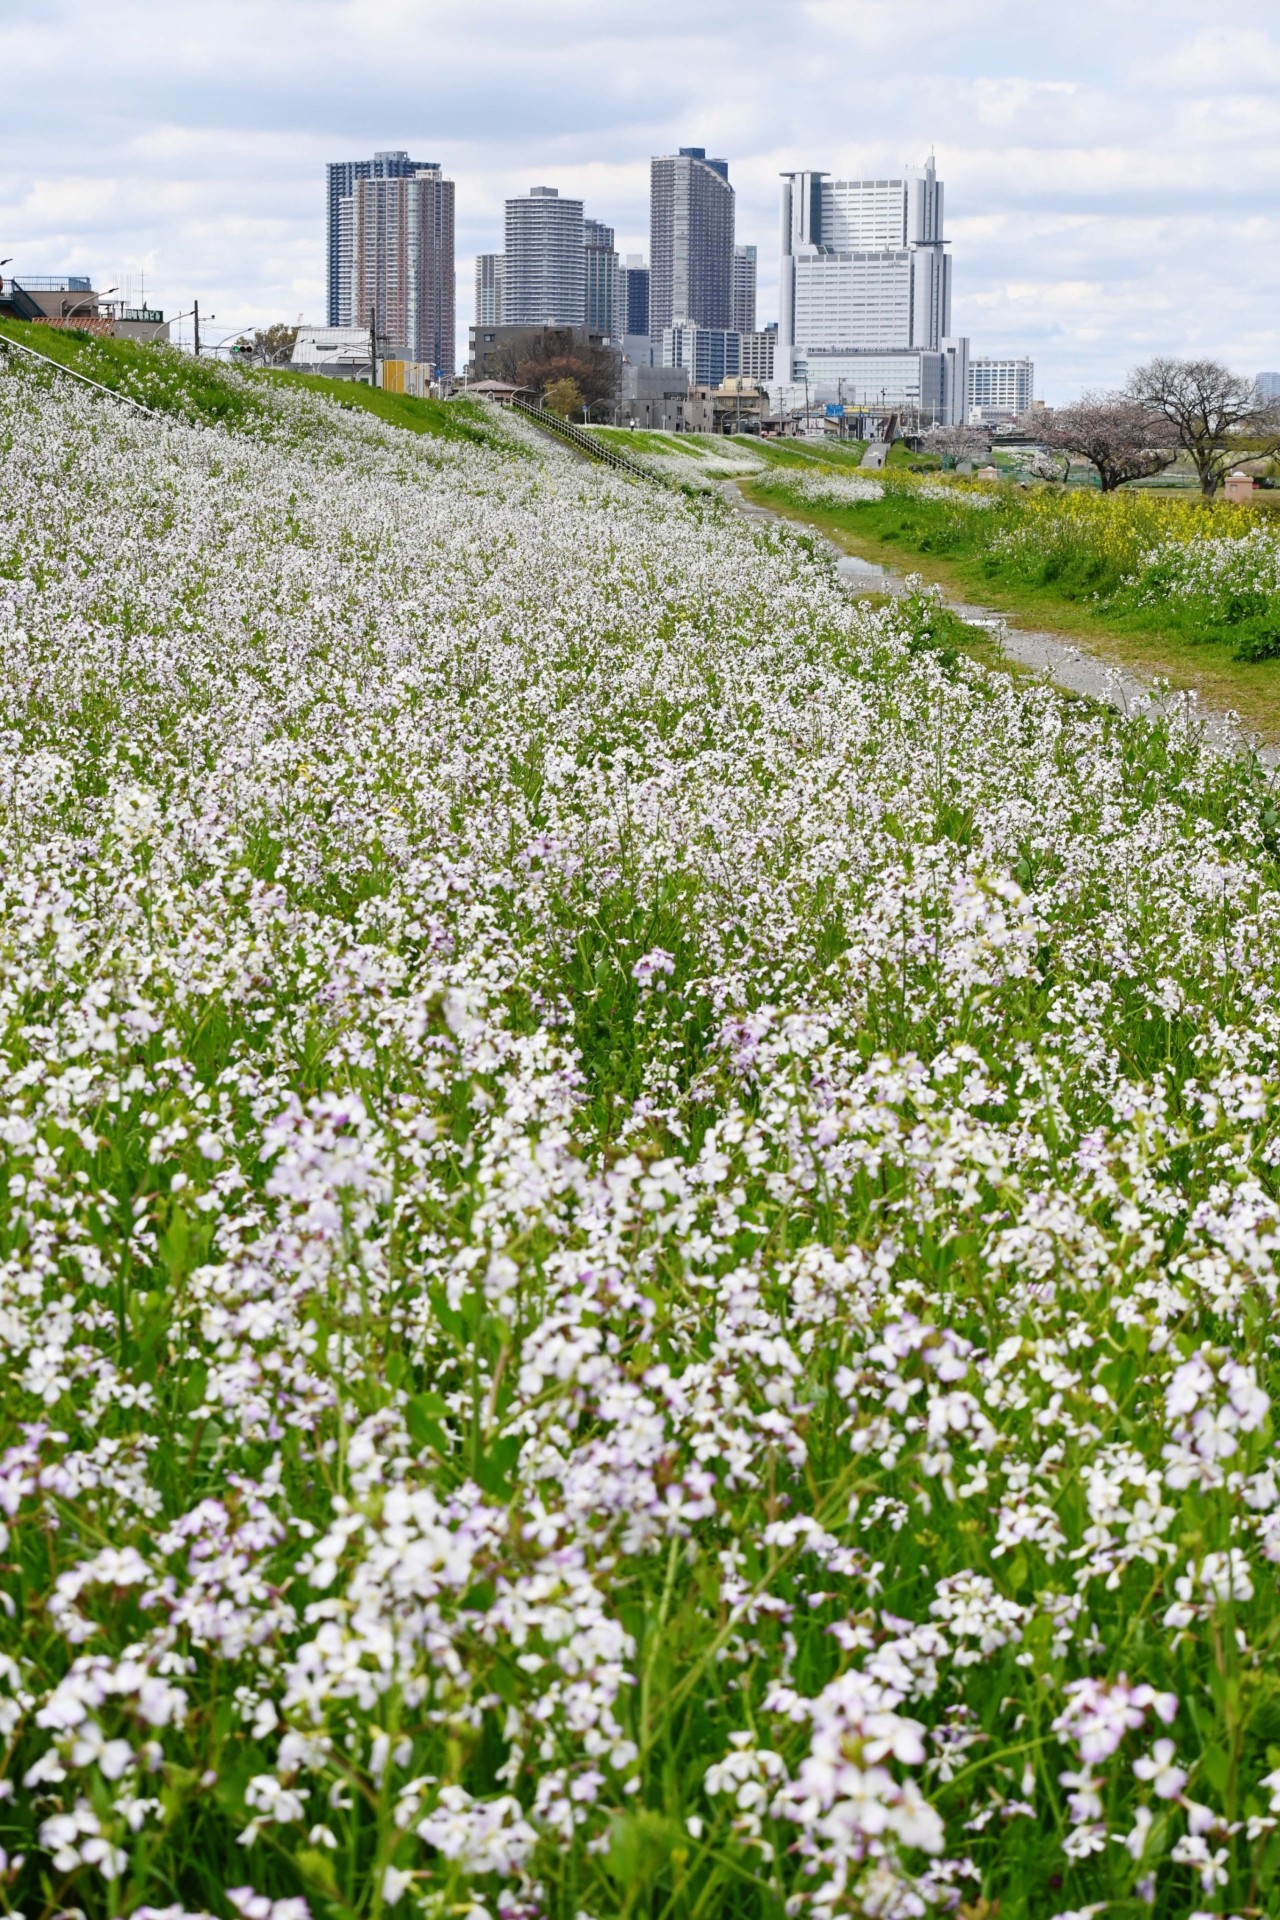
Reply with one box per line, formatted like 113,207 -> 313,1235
1036,392 -> 1174,492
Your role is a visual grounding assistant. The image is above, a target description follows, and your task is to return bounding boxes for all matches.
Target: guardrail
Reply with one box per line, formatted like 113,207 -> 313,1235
510,397 -> 654,481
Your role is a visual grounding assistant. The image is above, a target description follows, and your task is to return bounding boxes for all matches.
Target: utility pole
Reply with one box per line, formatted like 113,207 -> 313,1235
193,299 -> 200,358
369,304 -> 378,389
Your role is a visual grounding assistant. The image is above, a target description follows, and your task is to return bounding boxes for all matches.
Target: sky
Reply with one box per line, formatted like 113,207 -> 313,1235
2,0 -> 1279,400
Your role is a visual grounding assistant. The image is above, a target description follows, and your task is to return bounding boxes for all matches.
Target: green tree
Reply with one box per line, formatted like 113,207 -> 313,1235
542,377 -> 585,419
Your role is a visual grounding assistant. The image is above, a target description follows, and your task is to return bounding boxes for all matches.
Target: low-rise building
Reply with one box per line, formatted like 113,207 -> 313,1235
468,321 -> 611,384
713,377 -> 768,434
781,338 -> 968,429
291,325 -> 374,382
660,324 -> 742,388
616,360 -> 712,432
739,329 -> 776,383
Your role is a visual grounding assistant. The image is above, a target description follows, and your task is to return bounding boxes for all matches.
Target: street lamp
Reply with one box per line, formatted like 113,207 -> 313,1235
63,286 -> 116,322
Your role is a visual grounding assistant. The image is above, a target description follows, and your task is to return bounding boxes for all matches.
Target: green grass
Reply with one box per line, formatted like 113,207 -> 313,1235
265,368 -> 508,446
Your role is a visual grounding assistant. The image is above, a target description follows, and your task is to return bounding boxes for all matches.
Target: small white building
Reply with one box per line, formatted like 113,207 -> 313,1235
290,326 -> 373,383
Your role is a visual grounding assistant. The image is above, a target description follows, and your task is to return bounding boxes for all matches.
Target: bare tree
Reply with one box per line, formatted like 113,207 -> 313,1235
923,422 -> 990,466
1125,357 -> 1280,496
1036,391 -> 1174,492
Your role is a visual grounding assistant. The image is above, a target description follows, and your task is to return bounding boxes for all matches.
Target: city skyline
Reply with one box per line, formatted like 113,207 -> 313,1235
2,1 -> 1279,400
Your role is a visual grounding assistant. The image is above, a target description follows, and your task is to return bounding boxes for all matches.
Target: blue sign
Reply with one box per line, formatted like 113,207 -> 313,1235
825,403 -> 844,418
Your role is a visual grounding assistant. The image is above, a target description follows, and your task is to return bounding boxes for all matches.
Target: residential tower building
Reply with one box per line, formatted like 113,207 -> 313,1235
504,187 -> 585,327
584,217 -> 622,339
649,148 -> 735,333
475,253 -> 504,328
732,245 -> 757,334
624,256 -> 650,337
351,165 -> 455,376
327,151 -> 435,327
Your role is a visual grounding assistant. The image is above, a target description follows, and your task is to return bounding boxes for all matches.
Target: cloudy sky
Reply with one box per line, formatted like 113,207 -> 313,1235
2,0 -> 1278,398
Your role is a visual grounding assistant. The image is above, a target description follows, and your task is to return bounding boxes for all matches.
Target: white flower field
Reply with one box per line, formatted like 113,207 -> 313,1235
3,341 -> 1280,1920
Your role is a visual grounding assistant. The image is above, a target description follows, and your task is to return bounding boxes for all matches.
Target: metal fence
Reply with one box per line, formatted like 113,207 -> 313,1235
510,397 -> 654,482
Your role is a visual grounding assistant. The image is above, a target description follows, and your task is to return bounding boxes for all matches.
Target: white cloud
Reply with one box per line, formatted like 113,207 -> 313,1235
0,0 -> 1277,393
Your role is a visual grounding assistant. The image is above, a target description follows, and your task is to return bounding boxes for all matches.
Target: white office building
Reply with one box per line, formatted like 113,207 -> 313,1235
968,356 -> 1034,423
504,186 -> 585,327
776,158 -> 967,424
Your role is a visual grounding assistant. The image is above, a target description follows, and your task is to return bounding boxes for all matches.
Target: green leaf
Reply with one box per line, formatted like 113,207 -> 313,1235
160,1205 -> 190,1274
407,1392 -> 448,1454
1201,1744 -> 1231,1795
296,1848 -> 340,1897
606,1810 -> 683,1890
182,1361 -> 209,1411
475,1434 -> 521,1499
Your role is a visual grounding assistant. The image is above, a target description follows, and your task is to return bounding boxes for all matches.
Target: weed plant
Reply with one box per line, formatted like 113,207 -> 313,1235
1,345 -> 1280,1920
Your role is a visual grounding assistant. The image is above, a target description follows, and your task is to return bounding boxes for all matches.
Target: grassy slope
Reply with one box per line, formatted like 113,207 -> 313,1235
0,319 -> 506,449
740,479 -> 1280,744
263,366 -> 506,446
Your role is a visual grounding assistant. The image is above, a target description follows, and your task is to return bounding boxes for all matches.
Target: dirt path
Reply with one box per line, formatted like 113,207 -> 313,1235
730,485 -> 1280,768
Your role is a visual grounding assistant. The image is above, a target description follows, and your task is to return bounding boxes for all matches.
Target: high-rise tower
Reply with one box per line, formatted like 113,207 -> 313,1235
327,151 -> 435,327
475,253 -> 504,328
584,218 -> 622,339
351,166 -> 455,376
504,187 -> 586,327
732,245 -> 757,334
649,148 -> 735,333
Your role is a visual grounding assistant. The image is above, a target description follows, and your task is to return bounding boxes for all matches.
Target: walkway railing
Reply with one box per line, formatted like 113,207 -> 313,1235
510,397 -> 654,481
